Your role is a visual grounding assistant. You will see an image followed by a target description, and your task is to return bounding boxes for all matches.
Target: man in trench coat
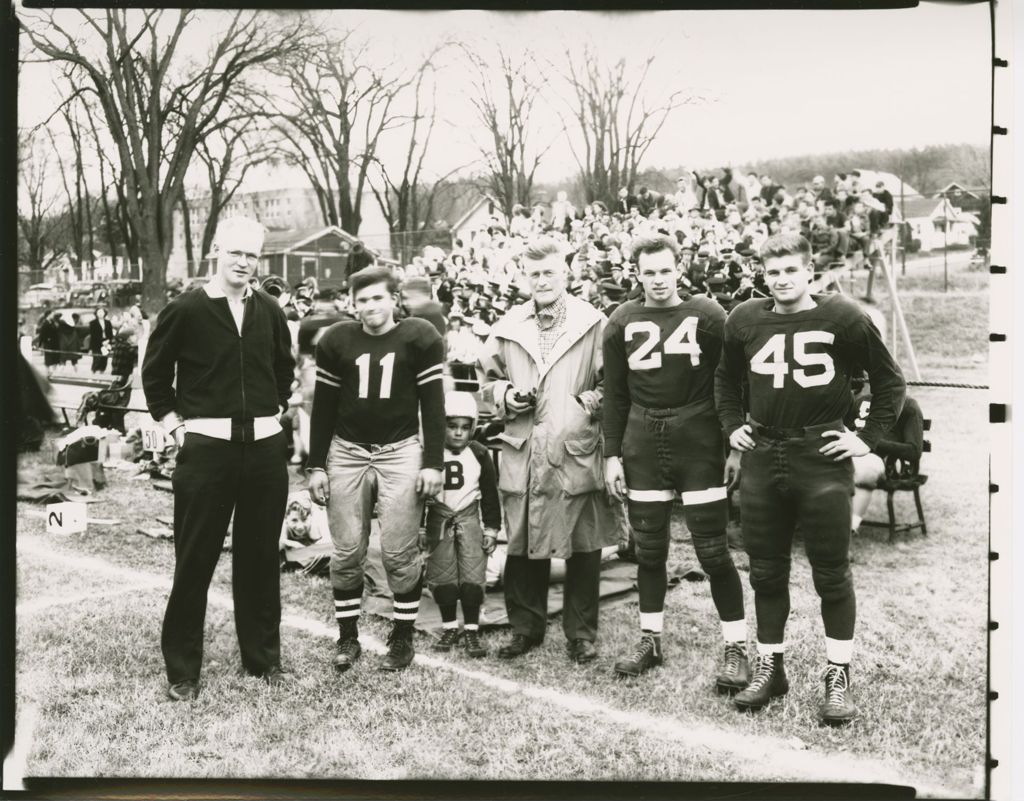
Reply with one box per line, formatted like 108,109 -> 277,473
479,237 -> 622,664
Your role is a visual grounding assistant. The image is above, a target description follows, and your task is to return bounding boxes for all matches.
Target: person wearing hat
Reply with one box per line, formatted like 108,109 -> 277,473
422,392 -> 502,657
597,280 -> 627,316
447,309 -> 482,391
478,237 -> 623,664
401,275 -> 446,339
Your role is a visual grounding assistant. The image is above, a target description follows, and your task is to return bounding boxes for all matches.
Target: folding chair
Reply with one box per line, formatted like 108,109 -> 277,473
862,419 -> 931,543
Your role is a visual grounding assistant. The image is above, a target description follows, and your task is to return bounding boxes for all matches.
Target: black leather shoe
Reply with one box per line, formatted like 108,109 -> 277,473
261,665 -> 288,687
734,652 -> 788,711
167,680 -> 199,701
568,638 -> 598,664
820,662 -> 858,726
614,634 -> 662,677
498,633 -> 542,659
379,624 -> 415,671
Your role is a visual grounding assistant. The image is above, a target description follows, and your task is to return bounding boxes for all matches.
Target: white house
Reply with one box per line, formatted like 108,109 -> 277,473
450,196 -> 503,249
901,196 -> 978,251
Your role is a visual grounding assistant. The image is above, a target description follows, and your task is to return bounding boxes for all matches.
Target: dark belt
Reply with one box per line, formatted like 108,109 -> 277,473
752,424 -> 815,441
750,420 -> 842,441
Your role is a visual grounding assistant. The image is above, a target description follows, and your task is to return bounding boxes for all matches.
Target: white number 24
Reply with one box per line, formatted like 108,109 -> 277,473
625,317 -> 701,371
750,331 -> 836,388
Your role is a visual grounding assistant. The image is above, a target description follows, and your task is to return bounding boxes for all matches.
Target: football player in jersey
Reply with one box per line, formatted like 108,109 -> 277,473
423,392 -> 502,658
715,233 -> 905,725
307,266 -> 446,672
603,234 -> 750,692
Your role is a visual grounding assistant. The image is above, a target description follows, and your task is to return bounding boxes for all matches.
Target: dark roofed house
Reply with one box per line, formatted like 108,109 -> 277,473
261,226 -> 378,291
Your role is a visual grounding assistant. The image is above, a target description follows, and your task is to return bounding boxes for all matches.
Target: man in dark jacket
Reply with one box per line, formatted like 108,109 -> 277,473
142,216 -> 295,701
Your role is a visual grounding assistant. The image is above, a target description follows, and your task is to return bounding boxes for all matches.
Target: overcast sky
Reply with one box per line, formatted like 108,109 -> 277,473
19,3 -> 991,186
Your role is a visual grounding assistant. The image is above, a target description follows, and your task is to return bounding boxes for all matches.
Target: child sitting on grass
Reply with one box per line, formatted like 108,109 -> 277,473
423,391 -> 501,657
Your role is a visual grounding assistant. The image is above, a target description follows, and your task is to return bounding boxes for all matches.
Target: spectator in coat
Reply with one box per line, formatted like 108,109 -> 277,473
89,306 -> 114,374
720,167 -> 750,214
478,237 -> 622,665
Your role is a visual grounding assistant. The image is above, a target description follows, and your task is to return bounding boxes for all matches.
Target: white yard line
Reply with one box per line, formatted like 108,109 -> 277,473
16,536 -> 971,797
17,583 -> 156,615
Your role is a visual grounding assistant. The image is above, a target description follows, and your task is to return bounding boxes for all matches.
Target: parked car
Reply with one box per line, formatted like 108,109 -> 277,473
21,283 -> 66,307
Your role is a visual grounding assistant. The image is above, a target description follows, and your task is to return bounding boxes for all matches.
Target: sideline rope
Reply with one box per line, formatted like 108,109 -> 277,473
906,380 -> 988,390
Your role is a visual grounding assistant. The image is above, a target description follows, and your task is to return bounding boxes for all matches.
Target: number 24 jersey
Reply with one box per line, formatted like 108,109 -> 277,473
714,294 -> 905,447
602,295 -> 725,457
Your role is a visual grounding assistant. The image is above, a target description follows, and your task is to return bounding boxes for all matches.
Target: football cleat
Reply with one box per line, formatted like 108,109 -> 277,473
613,634 -> 663,677
820,662 -> 858,726
715,642 -> 751,695
734,652 -> 788,711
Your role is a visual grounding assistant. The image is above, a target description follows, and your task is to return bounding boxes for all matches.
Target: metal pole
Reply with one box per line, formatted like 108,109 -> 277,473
890,234 -> 898,359
943,201 -> 949,292
900,176 -> 906,276
880,245 -> 921,381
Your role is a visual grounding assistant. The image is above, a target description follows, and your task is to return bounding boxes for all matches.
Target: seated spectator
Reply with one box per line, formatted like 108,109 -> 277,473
847,391 -> 925,533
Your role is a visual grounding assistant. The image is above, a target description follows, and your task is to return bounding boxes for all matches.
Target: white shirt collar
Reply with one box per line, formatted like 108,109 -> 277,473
204,281 -> 252,301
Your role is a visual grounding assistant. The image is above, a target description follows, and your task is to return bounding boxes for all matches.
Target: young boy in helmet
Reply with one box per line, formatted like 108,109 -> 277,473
423,391 -> 502,657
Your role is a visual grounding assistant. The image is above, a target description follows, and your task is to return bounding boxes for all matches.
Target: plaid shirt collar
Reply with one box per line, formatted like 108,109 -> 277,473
531,292 -> 567,331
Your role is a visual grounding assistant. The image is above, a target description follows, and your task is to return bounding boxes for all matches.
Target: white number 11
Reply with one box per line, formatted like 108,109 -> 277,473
355,351 -> 396,398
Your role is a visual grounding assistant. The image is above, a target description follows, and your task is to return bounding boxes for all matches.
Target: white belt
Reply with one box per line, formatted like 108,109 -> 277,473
183,416 -> 281,441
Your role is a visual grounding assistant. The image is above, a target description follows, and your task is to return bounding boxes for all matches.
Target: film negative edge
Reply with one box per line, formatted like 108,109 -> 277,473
988,404 -> 1007,424
989,265 -> 1006,274
992,126 -> 1007,135
989,333 -> 1006,342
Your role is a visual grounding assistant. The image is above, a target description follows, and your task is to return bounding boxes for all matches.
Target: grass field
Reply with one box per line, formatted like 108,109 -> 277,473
11,260 -> 990,796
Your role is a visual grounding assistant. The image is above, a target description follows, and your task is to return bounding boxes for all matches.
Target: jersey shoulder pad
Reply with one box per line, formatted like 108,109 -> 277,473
606,299 -> 645,325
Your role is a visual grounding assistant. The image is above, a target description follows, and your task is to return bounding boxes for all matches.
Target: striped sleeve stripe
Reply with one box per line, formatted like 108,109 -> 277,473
318,366 -> 343,382
417,373 -> 443,386
416,364 -> 444,380
680,486 -> 728,506
316,369 -> 341,388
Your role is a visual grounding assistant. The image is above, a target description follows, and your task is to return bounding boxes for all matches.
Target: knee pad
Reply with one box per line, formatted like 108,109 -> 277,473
811,562 -> 853,602
683,500 -> 729,536
690,530 -> 735,577
627,501 -> 671,569
459,582 -> 484,607
748,556 -> 790,596
432,583 -> 458,607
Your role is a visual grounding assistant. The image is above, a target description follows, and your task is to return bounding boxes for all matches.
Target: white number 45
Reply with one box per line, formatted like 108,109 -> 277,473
750,331 -> 835,388
625,317 -> 701,371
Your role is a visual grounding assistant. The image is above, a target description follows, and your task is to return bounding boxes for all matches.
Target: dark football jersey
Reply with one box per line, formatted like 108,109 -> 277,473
308,317 -> 446,470
603,296 -> 725,457
715,294 -> 905,449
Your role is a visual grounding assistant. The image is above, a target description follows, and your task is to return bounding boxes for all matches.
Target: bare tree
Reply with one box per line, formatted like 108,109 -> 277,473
270,28 -> 416,236
463,45 -> 555,222
368,45 -> 470,264
556,46 -> 699,206
21,8 -> 309,313
17,129 -> 67,276
187,100 -> 289,274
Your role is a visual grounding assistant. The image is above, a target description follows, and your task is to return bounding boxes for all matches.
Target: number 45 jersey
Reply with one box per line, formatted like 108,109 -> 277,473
602,295 -> 726,458
307,317 -> 447,471
714,294 -> 906,449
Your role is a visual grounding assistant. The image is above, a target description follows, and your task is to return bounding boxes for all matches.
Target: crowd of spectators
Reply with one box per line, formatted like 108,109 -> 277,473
296,168 -> 897,377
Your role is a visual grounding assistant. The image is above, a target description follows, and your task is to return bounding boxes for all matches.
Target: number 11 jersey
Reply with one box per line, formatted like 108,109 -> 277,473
307,317 -> 446,471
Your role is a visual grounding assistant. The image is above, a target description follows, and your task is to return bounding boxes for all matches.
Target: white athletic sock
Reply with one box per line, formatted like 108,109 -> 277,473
639,611 -> 664,634
851,514 -> 863,531
720,618 -> 747,644
442,620 -> 459,630
464,623 -> 479,631
825,637 -> 853,665
756,641 -> 785,656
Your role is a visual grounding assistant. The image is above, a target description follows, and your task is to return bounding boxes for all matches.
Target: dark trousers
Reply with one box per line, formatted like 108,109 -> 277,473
163,431 -> 288,684
504,549 -> 602,643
